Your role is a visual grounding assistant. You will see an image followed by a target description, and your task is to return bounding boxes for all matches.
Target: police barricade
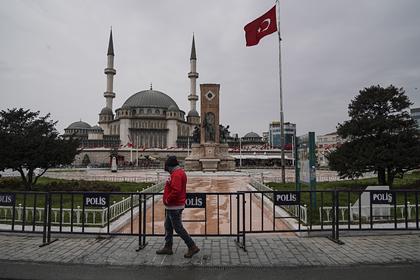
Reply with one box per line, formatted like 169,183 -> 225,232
238,190 -> 332,240
136,192 -> 246,250
29,191 -> 245,250
1,190 -> 419,251
238,190 -> 420,246
0,191 -> 50,245
43,191 -> 141,239
333,190 -> 419,238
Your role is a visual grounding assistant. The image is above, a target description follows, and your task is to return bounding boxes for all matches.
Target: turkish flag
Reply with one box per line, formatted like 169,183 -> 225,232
244,6 -> 277,47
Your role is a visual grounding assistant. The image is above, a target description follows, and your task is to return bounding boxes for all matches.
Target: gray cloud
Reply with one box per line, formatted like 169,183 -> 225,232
1,0 -> 419,137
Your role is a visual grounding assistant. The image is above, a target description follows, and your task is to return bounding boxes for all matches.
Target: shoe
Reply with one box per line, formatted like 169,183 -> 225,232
184,244 -> 200,258
156,245 -> 173,255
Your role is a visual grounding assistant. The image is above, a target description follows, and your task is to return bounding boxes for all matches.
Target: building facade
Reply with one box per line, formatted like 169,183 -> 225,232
268,121 -> 296,149
411,107 -> 420,130
316,131 -> 344,168
240,132 -> 266,149
262,131 -> 269,144
64,31 -> 200,149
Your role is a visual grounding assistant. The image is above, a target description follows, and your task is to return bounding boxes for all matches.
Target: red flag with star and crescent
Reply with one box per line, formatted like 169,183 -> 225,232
244,5 -> 277,47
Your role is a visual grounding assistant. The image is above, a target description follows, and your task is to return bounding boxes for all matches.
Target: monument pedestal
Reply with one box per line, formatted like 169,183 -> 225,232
199,159 -> 220,172
185,83 -> 235,172
185,143 -> 235,172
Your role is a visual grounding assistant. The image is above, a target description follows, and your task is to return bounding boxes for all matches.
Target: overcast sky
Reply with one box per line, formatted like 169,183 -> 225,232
1,0 -> 419,137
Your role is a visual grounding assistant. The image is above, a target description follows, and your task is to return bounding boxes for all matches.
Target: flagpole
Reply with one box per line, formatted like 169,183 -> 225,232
276,0 -> 286,183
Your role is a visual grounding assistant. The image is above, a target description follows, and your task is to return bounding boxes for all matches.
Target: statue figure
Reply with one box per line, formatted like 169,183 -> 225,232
192,126 -> 200,143
203,112 -> 215,142
219,124 -> 230,143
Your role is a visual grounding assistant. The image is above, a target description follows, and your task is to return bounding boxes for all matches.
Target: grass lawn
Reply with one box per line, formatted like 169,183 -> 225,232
0,177 -> 155,209
266,171 -> 420,207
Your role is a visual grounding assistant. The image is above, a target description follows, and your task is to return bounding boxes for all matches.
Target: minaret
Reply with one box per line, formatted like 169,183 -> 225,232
187,35 -> 200,125
99,29 -> 116,134
104,29 -> 116,111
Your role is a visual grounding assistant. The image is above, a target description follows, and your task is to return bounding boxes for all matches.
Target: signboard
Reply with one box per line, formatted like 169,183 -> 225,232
371,191 -> 394,204
297,132 -> 316,186
84,193 -> 110,207
274,191 -> 300,205
296,132 -> 317,207
185,193 -> 206,208
0,193 -> 15,206
354,186 -> 391,218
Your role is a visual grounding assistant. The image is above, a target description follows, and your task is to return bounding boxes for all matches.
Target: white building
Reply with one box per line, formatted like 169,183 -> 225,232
65,31 -> 200,149
316,132 -> 344,168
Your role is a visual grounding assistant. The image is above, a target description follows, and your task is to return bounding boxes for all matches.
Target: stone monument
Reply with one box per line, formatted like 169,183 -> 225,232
185,84 -> 235,171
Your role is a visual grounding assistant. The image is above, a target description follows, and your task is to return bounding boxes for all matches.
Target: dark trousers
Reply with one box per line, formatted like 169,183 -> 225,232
164,209 -> 195,248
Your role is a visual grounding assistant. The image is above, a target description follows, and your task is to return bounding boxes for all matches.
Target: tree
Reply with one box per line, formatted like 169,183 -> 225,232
0,108 -> 80,190
328,85 -> 420,187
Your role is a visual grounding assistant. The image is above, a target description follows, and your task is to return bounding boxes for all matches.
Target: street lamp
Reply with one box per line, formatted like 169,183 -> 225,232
239,137 -> 242,169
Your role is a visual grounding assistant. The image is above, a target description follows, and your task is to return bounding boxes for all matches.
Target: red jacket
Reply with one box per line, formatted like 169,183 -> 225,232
163,167 -> 187,208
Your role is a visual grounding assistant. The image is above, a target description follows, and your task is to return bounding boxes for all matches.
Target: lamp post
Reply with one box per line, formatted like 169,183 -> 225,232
130,144 -> 133,163
187,136 -> 190,156
291,134 -> 295,167
239,137 -> 242,169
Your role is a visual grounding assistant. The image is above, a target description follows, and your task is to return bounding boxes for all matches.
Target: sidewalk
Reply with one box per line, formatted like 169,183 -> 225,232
1,234 -> 420,267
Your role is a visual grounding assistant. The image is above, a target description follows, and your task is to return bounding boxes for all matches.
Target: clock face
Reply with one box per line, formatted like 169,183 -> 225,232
205,90 -> 215,101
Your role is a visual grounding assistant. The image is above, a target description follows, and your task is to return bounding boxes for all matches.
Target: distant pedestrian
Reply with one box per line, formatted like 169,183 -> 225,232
156,156 -> 200,258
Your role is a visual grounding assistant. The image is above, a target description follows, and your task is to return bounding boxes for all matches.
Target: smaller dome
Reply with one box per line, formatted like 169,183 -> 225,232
90,125 -> 103,131
66,121 -> 91,130
100,107 -> 113,115
168,104 -> 178,112
187,109 -> 199,117
244,132 -> 260,138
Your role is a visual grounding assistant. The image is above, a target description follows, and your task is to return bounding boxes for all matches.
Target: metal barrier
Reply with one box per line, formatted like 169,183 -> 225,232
1,189 -> 419,251
0,190 -> 245,249
0,192 -> 54,246
239,189 -> 420,245
43,173 -> 161,183
135,192 -> 246,250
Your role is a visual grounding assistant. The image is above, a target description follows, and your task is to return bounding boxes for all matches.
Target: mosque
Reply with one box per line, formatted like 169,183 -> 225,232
64,31 -> 200,149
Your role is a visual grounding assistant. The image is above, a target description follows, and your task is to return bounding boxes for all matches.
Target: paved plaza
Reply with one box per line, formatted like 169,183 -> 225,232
0,234 -> 420,279
37,168 -> 347,183
2,234 -> 420,267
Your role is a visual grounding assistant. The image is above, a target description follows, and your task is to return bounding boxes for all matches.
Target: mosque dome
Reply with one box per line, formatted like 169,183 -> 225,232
168,104 -> 178,112
100,107 -> 113,115
90,125 -> 103,131
121,89 -> 179,110
66,121 -> 91,130
187,109 -> 199,117
243,132 -> 260,138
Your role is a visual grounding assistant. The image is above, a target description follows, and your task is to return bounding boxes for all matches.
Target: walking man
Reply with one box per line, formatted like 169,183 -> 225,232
156,156 -> 200,258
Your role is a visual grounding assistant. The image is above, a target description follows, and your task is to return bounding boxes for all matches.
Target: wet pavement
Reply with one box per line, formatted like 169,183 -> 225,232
38,168 -> 351,183
1,233 -> 420,280
117,177 -> 293,235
